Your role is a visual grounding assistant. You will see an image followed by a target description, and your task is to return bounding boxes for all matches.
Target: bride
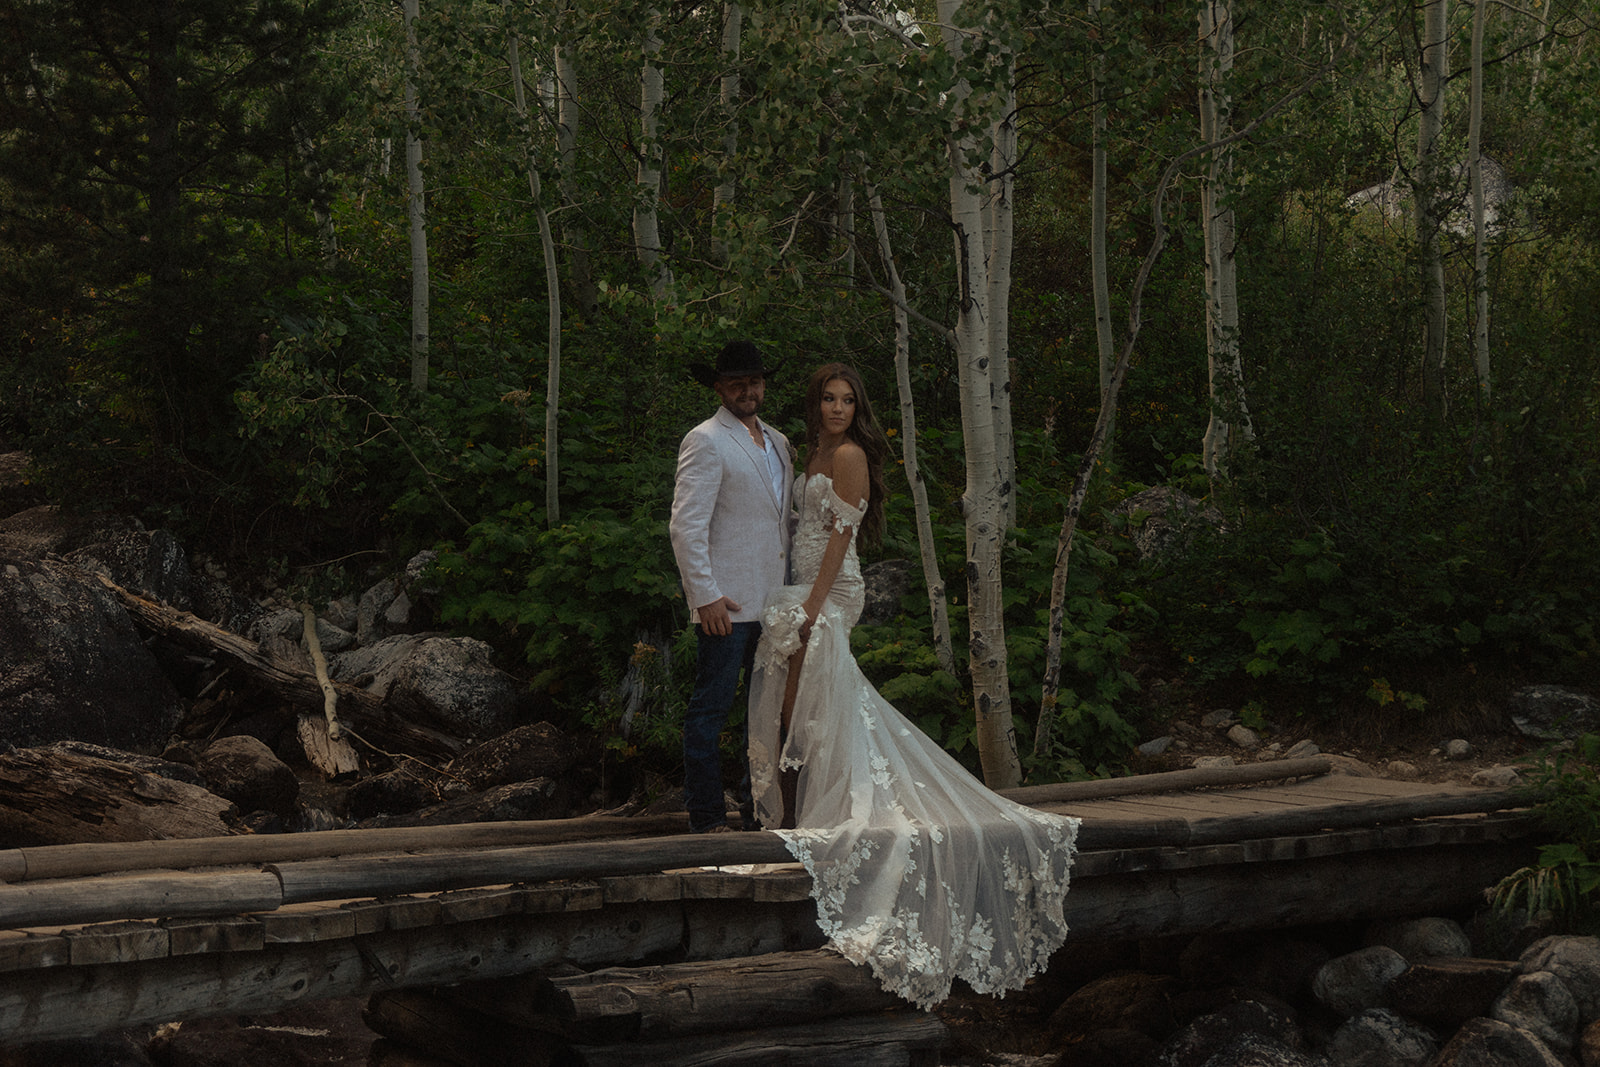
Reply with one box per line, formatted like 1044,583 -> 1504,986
747,362 -> 1080,1010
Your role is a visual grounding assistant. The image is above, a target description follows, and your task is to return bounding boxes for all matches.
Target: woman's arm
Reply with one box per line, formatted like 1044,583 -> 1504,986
800,443 -> 869,636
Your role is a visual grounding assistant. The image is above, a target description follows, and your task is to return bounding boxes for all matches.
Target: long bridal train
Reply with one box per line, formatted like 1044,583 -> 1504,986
748,473 -> 1080,1010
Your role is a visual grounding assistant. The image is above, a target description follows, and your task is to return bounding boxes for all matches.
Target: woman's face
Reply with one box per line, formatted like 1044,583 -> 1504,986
819,377 -> 857,437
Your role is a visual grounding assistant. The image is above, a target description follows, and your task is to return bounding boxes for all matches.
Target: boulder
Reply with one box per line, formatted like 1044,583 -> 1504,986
860,559 -> 913,626
1312,946 -> 1408,1017
1320,1008 -> 1438,1067
447,721 -> 582,791
1519,937 -> 1600,1021
1493,971 -> 1580,1052
1509,686 -> 1600,742
198,735 -> 299,818
331,634 -> 520,739
1156,998 -> 1301,1067
0,555 -> 183,750
1048,971 -> 1178,1043
1365,917 -> 1473,962
1428,1017 -> 1566,1067
1110,486 -> 1225,562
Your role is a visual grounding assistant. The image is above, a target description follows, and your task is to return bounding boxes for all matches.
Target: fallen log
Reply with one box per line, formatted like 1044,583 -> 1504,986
998,756 -> 1331,805
0,747 -> 238,850
538,949 -> 906,1041
98,575 -> 461,761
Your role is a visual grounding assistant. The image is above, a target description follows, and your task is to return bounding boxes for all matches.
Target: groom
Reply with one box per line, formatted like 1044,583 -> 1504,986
669,340 -> 792,833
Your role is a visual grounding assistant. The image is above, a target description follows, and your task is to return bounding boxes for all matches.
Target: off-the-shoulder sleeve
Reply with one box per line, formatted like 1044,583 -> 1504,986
823,486 -> 868,534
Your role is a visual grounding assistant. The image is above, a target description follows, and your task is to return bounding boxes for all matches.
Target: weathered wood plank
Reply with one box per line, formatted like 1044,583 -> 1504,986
63,920 -> 168,966
163,915 -> 265,956
0,928 -> 67,972
257,900 -> 359,944
683,899 -> 826,961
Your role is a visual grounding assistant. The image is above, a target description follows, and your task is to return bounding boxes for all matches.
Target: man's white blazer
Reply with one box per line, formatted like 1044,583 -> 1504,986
669,406 -> 793,624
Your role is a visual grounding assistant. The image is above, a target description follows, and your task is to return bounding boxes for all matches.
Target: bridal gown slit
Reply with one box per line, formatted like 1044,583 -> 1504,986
748,472 -> 1081,1010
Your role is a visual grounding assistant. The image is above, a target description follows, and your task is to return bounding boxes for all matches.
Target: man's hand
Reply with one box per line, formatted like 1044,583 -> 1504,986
697,596 -> 742,636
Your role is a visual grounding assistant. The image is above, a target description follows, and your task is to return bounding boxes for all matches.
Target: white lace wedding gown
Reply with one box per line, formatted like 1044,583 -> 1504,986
748,472 -> 1080,1010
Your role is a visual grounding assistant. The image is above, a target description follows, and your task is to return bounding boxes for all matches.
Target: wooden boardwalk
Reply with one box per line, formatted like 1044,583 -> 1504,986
0,761 -> 1539,1045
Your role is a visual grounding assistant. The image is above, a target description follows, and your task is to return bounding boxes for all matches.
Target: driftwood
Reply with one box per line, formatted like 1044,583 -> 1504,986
99,575 -> 461,760
0,747 -> 238,848
298,603 -> 361,777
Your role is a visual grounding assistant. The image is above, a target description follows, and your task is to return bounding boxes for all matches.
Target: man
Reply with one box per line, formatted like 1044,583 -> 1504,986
669,340 -> 792,833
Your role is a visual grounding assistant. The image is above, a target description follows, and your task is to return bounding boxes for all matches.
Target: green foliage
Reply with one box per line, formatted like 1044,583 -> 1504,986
1492,735 -> 1600,935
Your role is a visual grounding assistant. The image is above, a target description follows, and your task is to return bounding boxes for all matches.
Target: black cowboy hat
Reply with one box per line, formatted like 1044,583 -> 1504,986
689,340 -> 782,386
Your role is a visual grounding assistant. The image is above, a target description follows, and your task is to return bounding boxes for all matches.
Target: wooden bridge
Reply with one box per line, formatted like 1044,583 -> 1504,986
0,758 -> 1538,1053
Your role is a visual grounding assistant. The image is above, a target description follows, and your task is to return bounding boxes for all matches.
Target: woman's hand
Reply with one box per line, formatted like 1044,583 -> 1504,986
799,597 -> 825,642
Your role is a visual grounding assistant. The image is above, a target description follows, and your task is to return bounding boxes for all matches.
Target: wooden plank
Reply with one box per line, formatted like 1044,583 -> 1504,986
750,867 -> 813,903
571,1010 -> 949,1067
363,988 -> 568,1066
434,887 -> 525,924
258,900 -> 358,944
344,896 -> 443,935
64,920 -> 168,966
599,873 -> 684,904
163,916 -> 265,956
524,883 -> 603,914
681,870 -> 758,901
0,868 -> 283,928
0,928 -> 68,972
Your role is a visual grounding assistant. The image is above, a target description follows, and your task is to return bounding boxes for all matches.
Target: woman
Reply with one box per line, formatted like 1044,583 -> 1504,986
749,363 -> 1080,1011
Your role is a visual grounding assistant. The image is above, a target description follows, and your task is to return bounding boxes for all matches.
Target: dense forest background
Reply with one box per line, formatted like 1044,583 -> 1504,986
2,0 -> 1596,787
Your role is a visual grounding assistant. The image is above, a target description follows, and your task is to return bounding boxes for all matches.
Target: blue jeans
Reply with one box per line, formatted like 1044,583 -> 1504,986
683,621 -> 759,832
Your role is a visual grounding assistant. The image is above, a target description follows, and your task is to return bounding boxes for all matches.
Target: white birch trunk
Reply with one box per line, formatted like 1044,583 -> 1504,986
711,2 -> 742,267
987,66 -> 1018,532
505,9 -> 564,525
555,32 -> 596,316
1416,0 -> 1449,418
635,11 -> 671,300
1468,0 -> 1491,403
1198,0 -> 1252,478
1091,0 -> 1114,437
938,0 -> 1020,790
867,180 -> 956,676
404,0 -> 430,394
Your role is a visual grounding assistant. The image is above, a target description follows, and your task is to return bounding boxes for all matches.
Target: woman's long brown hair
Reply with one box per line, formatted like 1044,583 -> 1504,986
803,362 -> 888,551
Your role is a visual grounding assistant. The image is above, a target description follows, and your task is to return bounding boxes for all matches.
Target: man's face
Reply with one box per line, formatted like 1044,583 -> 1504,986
713,374 -> 765,419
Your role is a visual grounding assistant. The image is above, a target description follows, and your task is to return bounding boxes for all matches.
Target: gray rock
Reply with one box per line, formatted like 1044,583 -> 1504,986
1109,485 -> 1226,562
1471,765 -> 1522,788
1193,756 -> 1237,770
1193,1032 -> 1315,1067
1492,971 -> 1579,1051
331,634 -> 519,739
1325,754 -> 1378,777
1228,725 -> 1262,749
1386,760 -> 1420,780
1202,709 -> 1237,730
1321,1008 -> 1437,1067
1444,739 -> 1474,761
860,559 -> 913,626
0,555 -> 183,750
324,597 -> 360,632
1509,685 -> 1600,742
198,735 -> 299,818
1312,946 -> 1409,1017
356,577 -> 399,646
1157,998 -> 1302,1067
1140,735 -> 1176,757
1365,917 -> 1473,962
1518,936 -> 1600,1021
1427,1016 -> 1567,1067
1284,739 -> 1321,759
